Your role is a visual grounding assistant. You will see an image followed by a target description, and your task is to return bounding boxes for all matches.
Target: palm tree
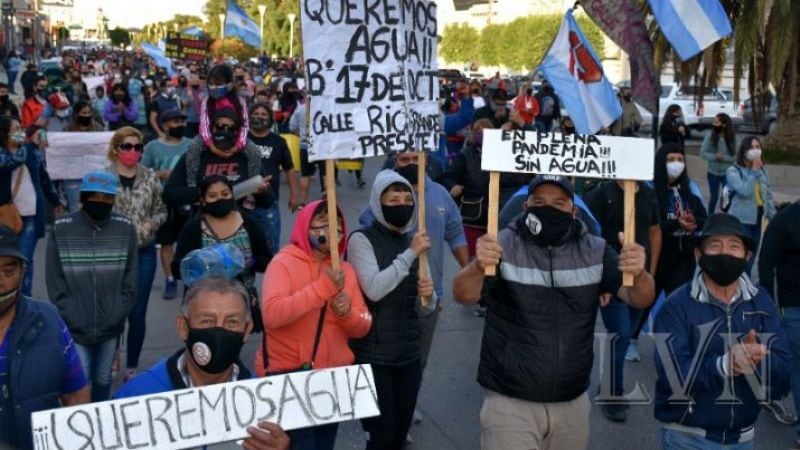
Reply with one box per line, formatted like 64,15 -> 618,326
648,0 -> 800,160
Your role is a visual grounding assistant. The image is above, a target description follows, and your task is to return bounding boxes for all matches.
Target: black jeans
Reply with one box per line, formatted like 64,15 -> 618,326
361,360 -> 422,450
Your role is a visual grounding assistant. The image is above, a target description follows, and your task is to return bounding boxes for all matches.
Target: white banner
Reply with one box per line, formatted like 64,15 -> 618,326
84,76 -> 106,98
31,364 -> 380,450
302,0 -> 440,161
480,130 -> 654,180
45,132 -> 114,180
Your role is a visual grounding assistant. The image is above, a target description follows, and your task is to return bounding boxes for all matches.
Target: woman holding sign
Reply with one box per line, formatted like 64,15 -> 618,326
257,200 -> 371,450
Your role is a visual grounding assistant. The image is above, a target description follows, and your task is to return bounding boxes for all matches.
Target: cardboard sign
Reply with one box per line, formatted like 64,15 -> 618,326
302,0 -> 441,161
480,129 -> 654,181
31,364 -> 380,450
45,132 -> 115,180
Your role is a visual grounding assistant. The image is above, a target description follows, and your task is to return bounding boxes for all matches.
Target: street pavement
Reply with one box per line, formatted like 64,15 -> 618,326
27,155 -> 800,450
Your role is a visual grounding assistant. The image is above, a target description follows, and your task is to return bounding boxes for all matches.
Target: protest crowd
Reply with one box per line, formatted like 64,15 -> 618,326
0,3 -> 799,450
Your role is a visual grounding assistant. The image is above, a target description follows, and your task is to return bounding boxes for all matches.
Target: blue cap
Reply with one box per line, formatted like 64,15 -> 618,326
80,171 -> 117,195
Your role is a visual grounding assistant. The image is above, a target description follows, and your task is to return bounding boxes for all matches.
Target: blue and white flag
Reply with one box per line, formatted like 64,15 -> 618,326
537,11 -> 621,135
648,0 -> 732,61
224,0 -> 261,48
141,43 -> 175,77
181,26 -> 204,37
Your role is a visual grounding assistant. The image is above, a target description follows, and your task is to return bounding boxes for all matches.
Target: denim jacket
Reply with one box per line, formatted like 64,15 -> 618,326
726,164 -> 775,225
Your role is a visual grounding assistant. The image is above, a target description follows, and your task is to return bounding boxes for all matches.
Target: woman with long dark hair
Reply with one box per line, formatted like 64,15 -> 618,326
658,104 -> 687,147
700,113 -> 736,213
726,135 -> 775,273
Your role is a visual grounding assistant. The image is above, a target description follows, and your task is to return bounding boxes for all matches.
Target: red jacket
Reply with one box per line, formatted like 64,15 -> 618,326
254,200 -> 372,375
513,94 -> 539,125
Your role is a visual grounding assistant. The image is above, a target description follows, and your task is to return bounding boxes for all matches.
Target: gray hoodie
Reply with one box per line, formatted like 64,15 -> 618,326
347,170 -> 419,302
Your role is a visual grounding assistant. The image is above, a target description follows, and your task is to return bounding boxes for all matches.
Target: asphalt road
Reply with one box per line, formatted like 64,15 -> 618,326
27,157 -> 798,450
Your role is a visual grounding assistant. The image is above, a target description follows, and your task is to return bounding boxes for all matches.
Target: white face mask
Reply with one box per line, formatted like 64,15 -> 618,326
666,161 -> 685,179
745,148 -> 762,161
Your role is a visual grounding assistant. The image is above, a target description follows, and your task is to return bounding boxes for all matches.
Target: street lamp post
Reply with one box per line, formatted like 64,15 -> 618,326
218,13 -> 225,40
258,4 -> 266,51
287,13 -> 296,58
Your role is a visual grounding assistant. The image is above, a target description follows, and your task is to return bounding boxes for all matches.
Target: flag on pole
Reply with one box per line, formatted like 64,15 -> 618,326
537,10 -> 622,135
647,0 -> 732,61
182,26 -> 204,37
141,43 -> 175,77
582,0 -> 659,114
224,0 -> 261,48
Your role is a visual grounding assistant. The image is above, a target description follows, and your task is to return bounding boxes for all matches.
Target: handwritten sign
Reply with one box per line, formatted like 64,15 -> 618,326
45,132 -> 115,180
31,364 -> 380,450
301,0 -> 441,161
480,129 -> 654,180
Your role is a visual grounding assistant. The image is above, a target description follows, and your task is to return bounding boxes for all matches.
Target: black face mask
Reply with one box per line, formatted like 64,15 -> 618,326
563,126 -> 576,134
83,201 -> 114,222
382,204 -> 414,230
0,94 -> 8,102
526,88 -> 533,95
185,326 -> 245,374
522,205 -> 574,246
168,125 -> 186,138
622,94 -> 632,101
213,129 -> 237,150
113,94 -> 125,102
395,163 -> 419,185
203,198 -> 236,218
77,115 -> 93,126
699,253 -> 748,286
249,117 -> 272,132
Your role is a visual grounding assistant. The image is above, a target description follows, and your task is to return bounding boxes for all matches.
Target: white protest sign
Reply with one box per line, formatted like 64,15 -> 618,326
480,129 -> 654,180
31,364 -> 380,450
45,132 -> 115,180
302,0 -> 440,161
84,76 -> 106,98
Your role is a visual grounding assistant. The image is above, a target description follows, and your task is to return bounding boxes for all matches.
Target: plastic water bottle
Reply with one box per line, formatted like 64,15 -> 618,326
180,243 -> 246,286
233,175 -> 264,200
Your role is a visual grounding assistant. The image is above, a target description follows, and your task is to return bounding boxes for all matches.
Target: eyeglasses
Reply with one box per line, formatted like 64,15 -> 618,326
118,143 -> 144,151
214,124 -> 237,132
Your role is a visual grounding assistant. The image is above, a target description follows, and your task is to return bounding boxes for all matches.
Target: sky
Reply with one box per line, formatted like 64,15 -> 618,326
71,0 -> 207,28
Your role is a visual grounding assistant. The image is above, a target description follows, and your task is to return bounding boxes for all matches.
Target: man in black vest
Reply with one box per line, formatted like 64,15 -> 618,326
453,176 -> 655,449
0,225 -> 89,450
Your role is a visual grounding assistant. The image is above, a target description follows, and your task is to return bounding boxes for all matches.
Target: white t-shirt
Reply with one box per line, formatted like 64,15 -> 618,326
12,165 -> 36,217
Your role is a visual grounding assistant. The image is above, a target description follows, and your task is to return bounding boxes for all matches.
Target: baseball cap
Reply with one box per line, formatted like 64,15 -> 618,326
527,175 -> 575,198
158,108 -> 187,126
80,171 -> 118,196
0,224 -> 27,262
693,213 -> 755,251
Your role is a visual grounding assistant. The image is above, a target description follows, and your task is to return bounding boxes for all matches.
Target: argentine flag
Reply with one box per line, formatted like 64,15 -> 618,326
224,0 -> 261,48
537,10 -> 621,135
648,0 -> 732,61
141,43 -> 175,77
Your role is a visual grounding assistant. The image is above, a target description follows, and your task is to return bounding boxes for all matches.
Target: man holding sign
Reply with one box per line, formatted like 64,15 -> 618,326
452,175 -> 654,449
114,277 -> 289,450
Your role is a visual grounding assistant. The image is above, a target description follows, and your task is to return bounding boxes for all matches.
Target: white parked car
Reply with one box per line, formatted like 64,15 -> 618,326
659,83 -> 743,130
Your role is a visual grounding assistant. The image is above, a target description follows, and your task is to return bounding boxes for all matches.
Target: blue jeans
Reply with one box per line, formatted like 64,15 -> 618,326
250,204 -> 281,254
76,337 -> 119,402
6,71 -> 17,93
600,297 -> 643,398
742,208 -> 763,275
17,216 -> 38,297
535,117 -> 554,132
287,423 -> 338,450
780,307 -> 800,437
707,172 -> 727,214
62,179 -> 82,213
661,429 -> 753,450
126,244 -> 157,369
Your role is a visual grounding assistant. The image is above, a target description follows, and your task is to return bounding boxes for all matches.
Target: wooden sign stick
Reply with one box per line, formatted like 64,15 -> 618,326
325,159 -> 340,270
622,179 -> 636,287
484,171 -> 501,276
417,152 -> 430,307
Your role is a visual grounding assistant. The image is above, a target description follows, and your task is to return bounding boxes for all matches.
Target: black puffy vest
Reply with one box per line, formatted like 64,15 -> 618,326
349,223 -> 421,366
478,221 -> 606,403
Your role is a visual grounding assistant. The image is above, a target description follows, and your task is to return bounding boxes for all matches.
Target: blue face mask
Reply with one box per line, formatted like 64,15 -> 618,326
209,84 -> 230,99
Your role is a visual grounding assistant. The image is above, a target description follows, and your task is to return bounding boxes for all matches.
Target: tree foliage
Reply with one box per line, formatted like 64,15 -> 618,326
108,27 -> 131,48
440,23 -> 480,65
440,14 -> 605,72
